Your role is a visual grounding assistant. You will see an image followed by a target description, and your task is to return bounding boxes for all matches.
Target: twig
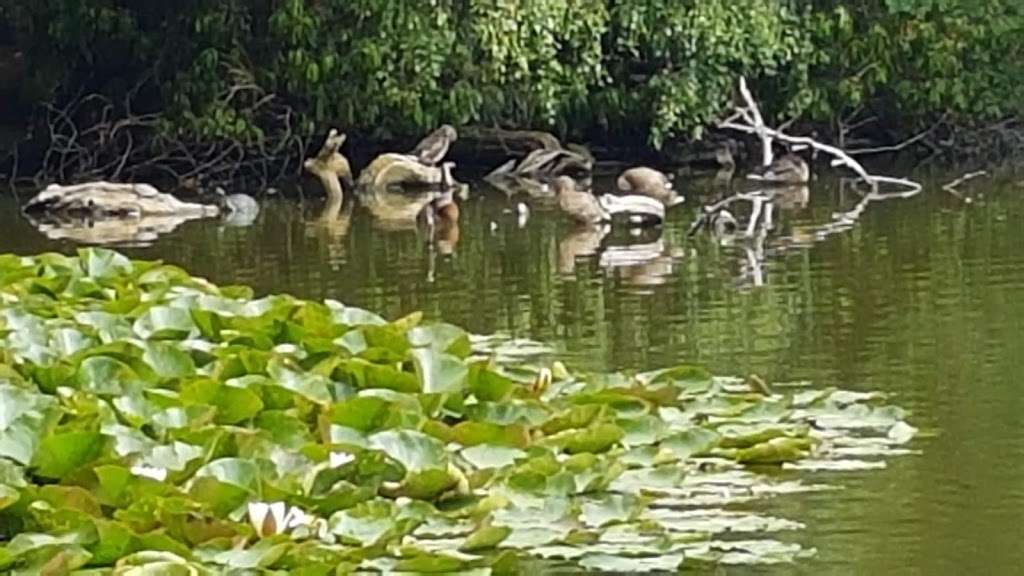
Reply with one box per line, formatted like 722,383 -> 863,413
942,170 -> 988,194
847,117 -> 946,156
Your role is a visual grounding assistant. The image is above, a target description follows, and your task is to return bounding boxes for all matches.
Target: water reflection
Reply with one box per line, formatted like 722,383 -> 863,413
3,170 -> 1024,573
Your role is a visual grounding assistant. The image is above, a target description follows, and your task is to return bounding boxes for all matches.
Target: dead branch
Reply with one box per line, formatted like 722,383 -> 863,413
720,77 -> 922,195
942,170 -> 987,199
847,116 -> 946,156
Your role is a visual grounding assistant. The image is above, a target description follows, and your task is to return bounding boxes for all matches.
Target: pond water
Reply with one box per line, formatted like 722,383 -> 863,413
2,166 -> 1024,573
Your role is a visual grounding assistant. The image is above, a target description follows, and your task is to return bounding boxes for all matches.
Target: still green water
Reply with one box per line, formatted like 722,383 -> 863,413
2,169 -> 1024,573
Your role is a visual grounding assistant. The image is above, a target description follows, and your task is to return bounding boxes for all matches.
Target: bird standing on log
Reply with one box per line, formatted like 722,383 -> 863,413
410,125 -> 458,166
616,167 -> 684,206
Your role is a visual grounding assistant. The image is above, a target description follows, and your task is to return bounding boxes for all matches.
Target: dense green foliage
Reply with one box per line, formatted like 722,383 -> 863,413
0,248 -> 915,572
3,0 -> 1022,148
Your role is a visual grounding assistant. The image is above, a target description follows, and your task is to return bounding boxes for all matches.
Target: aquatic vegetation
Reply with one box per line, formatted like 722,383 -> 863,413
0,249 -> 916,572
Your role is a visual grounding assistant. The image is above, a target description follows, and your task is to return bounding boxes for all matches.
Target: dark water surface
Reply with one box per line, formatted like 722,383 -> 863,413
2,168 -> 1024,573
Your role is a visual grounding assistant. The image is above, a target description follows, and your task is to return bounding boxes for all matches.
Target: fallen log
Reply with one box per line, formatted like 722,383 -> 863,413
22,181 -> 220,218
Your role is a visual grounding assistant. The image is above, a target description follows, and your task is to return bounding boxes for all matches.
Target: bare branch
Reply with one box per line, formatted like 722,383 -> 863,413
942,170 -> 988,195
720,77 -> 922,195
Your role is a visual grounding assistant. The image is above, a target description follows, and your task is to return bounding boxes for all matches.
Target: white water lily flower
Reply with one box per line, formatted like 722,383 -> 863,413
248,501 -> 288,537
329,451 -> 355,468
248,501 -> 319,538
130,465 -> 168,481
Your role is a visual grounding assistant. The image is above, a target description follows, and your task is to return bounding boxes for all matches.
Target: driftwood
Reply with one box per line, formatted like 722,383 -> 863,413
488,147 -> 593,179
356,153 -> 446,189
20,181 -> 220,245
720,77 -> 922,194
455,127 -> 563,158
303,129 -> 353,199
23,181 -> 219,218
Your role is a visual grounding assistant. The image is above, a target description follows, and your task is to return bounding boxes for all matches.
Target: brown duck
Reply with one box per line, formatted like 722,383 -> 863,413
749,153 -> 810,185
616,167 -> 684,206
555,176 -> 610,225
555,176 -> 665,225
410,125 -> 458,166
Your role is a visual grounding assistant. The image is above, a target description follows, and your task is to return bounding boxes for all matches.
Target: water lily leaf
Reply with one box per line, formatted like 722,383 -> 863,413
181,379 -> 263,424
579,553 -> 684,572
112,550 -> 214,574
611,466 -> 683,493
409,323 -> 471,357
554,423 -> 624,454
451,422 -> 529,448
194,458 -> 260,491
203,536 -> 291,569
466,401 -> 548,426
735,437 -> 812,465
76,356 -> 141,396
581,494 -> 639,528
329,396 -> 390,432
0,483 -> 20,510
411,347 -> 468,394
370,430 -> 446,472
782,459 -> 887,472
329,500 -> 398,546
542,404 -> 604,435
460,445 -> 525,469
617,415 -> 665,447
393,552 -> 469,573
460,525 -> 511,552
399,469 -> 458,500
638,364 -> 712,386
134,306 -> 196,340
139,441 -> 205,473
888,421 -> 917,444
0,384 -> 59,464
142,342 -> 196,379
662,427 -> 721,459
50,328 -> 97,357
328,302 -> 386,327
79,247 -> 133,279
32,431 -> 104,479
89,519 -> 138,566
468,365 -> 516,402
267,359 -> 331,405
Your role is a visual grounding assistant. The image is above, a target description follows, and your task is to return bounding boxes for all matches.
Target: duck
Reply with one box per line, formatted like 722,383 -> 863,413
411,124 -> 458,166
417,162 -> 461,234
213,187 -> 259,226
555,176 -> 610,225
748,152 -> 810,185
554,176 -> 665,225
214,187 -> 259,214
616,167 -> 684,206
